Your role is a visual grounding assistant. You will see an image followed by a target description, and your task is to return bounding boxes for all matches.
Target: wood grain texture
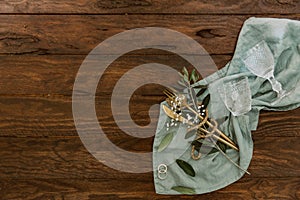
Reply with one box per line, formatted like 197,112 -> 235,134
0,0 -> 299,14
0,0 -> 299,199
0,15 -> 299,55
0,96 -> 299,138
0,15 -> 242,55
0,54 -> 230,95
0,178 -> 299,200
0,136 -> 299,179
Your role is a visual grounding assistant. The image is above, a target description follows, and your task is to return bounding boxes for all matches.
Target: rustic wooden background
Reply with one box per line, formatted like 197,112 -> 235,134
0,1 -> 299,199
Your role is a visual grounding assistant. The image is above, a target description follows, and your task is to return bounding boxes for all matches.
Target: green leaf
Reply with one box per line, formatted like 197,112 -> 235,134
202,94 -> 210,108
192,138 -> 227,155
176,159 -> 195,177
194,72 -> 200,81
157,132 -> 174,152
190,69 -> 195,79
198,138 -> 215,146
171,186 -> 196,195
217,141 -> 227,153
185,129 -> 196,139
196,88 -> 207,97
208,146 -> 219,154
192,140 -> 218,154
190,69 -> 197,83
183,74 -> 189,83
193,84 -> 207,89
178,71 -> 184,78
189,87 -> 198,110
191,140 -> 202,151
178,80 -> 187,87
182,67 -> 189,77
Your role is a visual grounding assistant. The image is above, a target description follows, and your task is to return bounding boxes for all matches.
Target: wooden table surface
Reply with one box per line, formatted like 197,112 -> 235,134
0,1 -> 299,199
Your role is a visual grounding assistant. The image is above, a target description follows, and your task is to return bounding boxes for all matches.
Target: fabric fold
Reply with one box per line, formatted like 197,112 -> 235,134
153,17 -> 300,195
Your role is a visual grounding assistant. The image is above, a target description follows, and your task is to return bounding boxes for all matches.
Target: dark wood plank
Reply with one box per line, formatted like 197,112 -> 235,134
0,0 -> 299,14
0,15 -> 242,55
0,15 -> 299,55
0,96 -> 299,137
0,177 -> 299,200
250,135 -> 300,177
0,133 -> 299,179
255,109 -> 300,138
0,54 -> 230,95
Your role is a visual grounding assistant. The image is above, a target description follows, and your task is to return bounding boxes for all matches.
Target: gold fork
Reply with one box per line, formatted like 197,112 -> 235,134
162,104 -> 238,151
163,87 -> 239,151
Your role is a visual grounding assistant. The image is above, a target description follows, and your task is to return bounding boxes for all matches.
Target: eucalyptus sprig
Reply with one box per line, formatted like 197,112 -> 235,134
157,67 -> 249,193
178,67 -> 201,111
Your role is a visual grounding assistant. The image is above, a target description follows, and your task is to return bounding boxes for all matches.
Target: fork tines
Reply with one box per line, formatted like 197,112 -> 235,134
163,87 -> 177,99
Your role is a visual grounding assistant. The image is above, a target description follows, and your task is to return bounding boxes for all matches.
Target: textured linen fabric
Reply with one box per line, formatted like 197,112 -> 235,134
153,17 -> 300,194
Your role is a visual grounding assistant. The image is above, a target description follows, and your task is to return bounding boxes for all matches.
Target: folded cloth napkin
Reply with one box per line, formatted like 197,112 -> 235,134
153,17 -> 300,195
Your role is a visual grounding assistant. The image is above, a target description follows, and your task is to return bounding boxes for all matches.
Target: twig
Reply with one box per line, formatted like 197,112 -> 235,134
208,137 -> 250,175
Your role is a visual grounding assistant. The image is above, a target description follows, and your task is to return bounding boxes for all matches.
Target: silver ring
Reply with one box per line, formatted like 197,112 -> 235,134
158,164 -> 167,173
157,164 -> 168,180
157,171 -> 168,180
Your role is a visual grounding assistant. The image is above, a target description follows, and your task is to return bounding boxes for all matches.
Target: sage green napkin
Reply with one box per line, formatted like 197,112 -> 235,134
153,17 -> 300,195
